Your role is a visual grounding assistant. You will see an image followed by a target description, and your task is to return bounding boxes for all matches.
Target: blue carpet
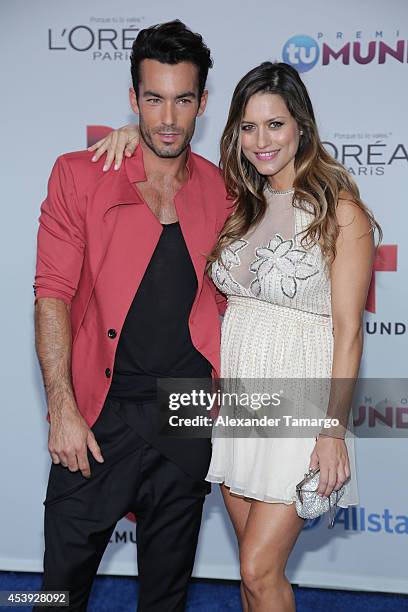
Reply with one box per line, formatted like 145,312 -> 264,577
0,572 -> 407,611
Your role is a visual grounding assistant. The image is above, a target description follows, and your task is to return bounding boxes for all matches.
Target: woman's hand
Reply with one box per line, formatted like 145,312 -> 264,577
88,124 -> 140,171
309,435 -> 350,497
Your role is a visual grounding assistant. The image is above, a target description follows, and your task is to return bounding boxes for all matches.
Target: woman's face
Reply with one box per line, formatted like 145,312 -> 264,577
240,92 -> 300,185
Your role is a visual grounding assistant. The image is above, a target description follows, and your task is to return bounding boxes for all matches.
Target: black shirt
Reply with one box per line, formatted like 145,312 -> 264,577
107,221 -> 212,401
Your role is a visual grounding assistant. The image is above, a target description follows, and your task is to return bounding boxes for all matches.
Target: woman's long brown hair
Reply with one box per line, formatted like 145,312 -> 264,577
207,62 -> 382,269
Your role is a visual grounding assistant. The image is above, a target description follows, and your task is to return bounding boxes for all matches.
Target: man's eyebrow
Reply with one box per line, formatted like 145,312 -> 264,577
143,90 -> 163,98
176,91 -> 197,99
142,90 -> 197,99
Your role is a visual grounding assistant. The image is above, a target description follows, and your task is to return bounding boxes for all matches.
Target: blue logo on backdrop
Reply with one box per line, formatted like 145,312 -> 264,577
303,507 -> 408,534
282,35 -> 320,72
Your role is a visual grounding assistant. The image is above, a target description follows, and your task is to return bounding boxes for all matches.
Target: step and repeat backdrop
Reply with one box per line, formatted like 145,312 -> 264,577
1,0 -> 407,595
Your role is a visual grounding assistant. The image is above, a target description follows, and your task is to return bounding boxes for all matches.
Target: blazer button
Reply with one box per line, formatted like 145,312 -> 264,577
107,328 -> 117,339
105,368 -> 111,378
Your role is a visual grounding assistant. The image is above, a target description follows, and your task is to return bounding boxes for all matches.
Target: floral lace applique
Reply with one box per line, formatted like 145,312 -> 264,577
250,234 -> 319,299
213,239 -> 248,295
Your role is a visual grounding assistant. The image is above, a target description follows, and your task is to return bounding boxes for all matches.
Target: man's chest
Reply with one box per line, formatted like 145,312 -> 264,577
136,182 -> 178,224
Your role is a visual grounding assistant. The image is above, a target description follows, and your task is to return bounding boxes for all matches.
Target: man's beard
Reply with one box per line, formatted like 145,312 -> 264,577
139,117 -> 195,158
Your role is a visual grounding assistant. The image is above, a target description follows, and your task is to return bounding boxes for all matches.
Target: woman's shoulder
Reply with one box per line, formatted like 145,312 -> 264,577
336,191 -> 373,237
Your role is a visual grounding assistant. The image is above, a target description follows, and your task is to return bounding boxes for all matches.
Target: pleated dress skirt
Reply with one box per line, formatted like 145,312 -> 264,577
206,295 -> 359,507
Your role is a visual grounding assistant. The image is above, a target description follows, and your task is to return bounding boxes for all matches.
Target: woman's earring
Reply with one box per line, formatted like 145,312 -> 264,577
299,130 -> 304,136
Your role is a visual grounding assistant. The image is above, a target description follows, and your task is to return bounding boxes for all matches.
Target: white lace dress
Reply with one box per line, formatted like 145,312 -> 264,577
205,186 -> 359,507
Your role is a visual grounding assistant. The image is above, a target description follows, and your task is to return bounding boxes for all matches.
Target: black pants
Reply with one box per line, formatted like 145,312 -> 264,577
34,397 -> 211,612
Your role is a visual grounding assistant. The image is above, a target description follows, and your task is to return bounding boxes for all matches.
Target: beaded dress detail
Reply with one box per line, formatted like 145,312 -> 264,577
206,186 -> 358,506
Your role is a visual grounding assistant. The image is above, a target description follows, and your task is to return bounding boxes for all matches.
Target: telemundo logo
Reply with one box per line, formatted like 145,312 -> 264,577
282,35 -> 320,72
282,33 -> 408,71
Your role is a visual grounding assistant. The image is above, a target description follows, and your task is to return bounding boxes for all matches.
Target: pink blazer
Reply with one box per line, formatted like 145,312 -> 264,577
34,145 -> 232,426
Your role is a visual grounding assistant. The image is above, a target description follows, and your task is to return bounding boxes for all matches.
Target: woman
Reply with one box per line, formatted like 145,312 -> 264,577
90,62 -> 380,612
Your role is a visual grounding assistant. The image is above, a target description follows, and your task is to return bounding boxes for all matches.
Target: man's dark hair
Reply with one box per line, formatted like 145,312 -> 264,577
130,20 -> 213,99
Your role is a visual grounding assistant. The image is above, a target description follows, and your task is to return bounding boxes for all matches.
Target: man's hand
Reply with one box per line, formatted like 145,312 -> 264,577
88,124 -> 140,172
48,395 -> 104,478
309,435 -> 350,498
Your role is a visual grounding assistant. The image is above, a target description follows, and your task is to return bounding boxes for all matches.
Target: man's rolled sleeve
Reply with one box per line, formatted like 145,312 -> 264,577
33,156 -> 86,306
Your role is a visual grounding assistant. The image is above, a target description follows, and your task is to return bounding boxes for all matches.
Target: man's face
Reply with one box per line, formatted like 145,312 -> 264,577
130,59 -> 207,158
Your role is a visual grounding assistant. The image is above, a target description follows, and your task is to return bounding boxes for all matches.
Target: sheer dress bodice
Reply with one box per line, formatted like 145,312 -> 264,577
211,187 -> 331,317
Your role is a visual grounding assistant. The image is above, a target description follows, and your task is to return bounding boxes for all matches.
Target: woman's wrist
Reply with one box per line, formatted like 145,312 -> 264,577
318,432 -> 345,440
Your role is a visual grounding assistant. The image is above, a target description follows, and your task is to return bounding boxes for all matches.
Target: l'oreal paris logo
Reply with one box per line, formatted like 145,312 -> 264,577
48,17 -> 145,60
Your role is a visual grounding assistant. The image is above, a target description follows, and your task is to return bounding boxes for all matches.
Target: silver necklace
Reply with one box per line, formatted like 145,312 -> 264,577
266,183 -> 295,195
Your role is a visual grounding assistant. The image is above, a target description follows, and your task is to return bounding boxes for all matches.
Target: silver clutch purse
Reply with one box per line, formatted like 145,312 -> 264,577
295,468 -> 345,528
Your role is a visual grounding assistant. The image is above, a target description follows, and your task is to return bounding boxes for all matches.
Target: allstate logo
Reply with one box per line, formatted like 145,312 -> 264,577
282,35 -> 320,72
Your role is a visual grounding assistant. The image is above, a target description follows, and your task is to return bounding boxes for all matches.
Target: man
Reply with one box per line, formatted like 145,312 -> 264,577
33,20 -> 231,612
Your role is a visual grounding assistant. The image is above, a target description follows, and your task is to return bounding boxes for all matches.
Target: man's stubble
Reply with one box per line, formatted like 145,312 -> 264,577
138,114 -> 197,159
